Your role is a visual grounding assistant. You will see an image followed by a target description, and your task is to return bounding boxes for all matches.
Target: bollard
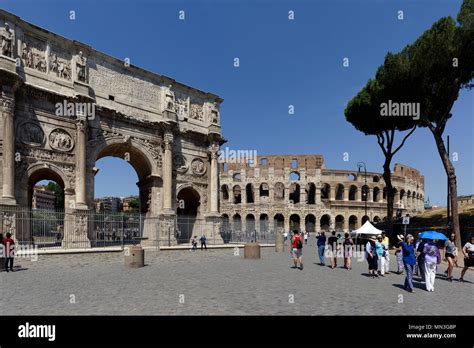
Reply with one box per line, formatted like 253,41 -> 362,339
244,243 -> 261,259
275,232 -> 285,252
124,245 -> 145,268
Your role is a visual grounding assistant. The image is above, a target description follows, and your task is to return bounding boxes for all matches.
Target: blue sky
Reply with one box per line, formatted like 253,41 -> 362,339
6,0 -> 472,206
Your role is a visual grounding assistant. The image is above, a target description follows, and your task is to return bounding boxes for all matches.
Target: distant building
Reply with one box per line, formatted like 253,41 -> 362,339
122,196 -> 139,212
32,186 -> 56,210
424,197 -> 432,210
94,197 -> 122,213
458,194 -> 474,207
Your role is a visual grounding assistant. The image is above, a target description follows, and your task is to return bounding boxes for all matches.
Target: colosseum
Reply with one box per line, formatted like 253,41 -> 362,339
219,155 -> 424,236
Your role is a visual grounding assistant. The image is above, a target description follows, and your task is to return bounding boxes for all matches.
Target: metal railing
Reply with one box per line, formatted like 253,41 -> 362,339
0,207 -> 283,250
0,207 -> 157,249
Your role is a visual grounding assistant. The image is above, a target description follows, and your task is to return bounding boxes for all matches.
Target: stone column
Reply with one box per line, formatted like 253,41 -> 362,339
162,132 -> 174,213
343,186 -> 349,201
284,215 -> 290,232
378,191 -> 383,203
356,187 -> 362,202
394,191 -> 400,206
208,144 -> 219,214
330,186 -> 336,201
75,119 -> 88,209
241,185 -> 247,206
367,188 -> 373,203
316,187 -> 321,204
299,186 -> 305,204
315,216 -> 321,233
1,89 -> 16,204
344,217 -> 349,232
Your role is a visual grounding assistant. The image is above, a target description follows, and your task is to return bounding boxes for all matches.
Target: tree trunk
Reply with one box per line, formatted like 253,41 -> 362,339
432,130 -> 461,250
382,157 -> 395,241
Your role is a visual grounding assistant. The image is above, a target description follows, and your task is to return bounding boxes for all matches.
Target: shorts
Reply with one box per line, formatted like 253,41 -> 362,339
293,248 -> 302,258
464,257 -> 474,268
445,253 -> 455,260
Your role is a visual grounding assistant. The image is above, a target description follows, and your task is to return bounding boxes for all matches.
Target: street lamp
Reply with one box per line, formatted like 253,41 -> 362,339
357,161 -> 368,221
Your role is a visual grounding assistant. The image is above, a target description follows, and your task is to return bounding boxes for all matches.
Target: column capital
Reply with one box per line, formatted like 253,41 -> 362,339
164,132 -> 173,151
75,118 -> 88,132
1,90 -> 15,113
208,143 -> 219,159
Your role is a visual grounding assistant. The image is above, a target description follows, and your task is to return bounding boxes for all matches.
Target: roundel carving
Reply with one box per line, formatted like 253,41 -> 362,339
19,122 -> 44,146
49,129 -> 74,152
191,158 -> 206,176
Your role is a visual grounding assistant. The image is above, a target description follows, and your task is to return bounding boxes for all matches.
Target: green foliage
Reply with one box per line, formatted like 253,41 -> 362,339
346,0 -> 474,134
129,199 -> 139,209
45,181 -> 64,210
345,49 -> 418,136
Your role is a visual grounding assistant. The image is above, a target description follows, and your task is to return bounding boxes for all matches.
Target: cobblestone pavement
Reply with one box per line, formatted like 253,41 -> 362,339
1,241 -> 473,315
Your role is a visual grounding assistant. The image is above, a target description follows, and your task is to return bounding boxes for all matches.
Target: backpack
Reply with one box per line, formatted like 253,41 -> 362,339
296,237 -> 303,249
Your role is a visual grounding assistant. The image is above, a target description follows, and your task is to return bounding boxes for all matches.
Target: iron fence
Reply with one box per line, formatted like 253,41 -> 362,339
0,207 -> 283,250
0,207 -> 158,249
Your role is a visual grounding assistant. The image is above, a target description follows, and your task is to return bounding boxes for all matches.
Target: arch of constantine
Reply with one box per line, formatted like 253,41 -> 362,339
0,10 -> 224,247
219,155 -> 425,234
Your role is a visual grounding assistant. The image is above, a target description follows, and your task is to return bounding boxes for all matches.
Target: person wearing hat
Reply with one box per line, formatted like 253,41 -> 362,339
394,235 -> 405,274
397,234 -> 417,292
365,235 -> 378,278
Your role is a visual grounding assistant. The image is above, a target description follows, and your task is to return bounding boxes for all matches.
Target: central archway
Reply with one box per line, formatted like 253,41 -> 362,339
176,187 -> 201,243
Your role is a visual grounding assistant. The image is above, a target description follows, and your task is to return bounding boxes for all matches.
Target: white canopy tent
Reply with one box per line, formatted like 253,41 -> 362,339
351,220 -> 383,236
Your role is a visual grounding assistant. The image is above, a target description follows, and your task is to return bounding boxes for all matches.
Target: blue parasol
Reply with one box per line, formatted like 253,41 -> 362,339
418,230 -> 448,241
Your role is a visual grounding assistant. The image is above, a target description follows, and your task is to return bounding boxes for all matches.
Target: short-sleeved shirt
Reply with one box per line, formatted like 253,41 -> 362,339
375,241 -> 384,257
445,240 -> 456,255
400,242 -> 416,265
465,242 -> 474,258
327,236 -> 338,251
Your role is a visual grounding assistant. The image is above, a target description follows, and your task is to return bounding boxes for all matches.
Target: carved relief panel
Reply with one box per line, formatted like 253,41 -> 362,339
49,42 -> 72,80
21,35 -> 47,72
189,97 -> 204,121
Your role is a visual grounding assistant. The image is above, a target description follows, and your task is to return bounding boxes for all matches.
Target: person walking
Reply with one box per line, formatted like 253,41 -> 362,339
395,235 -> 405,274
423,239 -> 441,292
444,233 -> 457,282
398,234 -> 416,293
343,233 -> 353,270
382,231 -> 390,274
416,238 -> 427,281
291,230 -> 304,270
459,235 -> 474,282
366,236 -> 378,278
375,235 -> 386,276
200,234 -> 207,250
304,231 -> 308,245
2,232 -> 15,272
316,232 -> 326,266
328,231 -> 338,269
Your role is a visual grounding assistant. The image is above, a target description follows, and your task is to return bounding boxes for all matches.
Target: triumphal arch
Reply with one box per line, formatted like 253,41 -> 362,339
0,10 -> 225,247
